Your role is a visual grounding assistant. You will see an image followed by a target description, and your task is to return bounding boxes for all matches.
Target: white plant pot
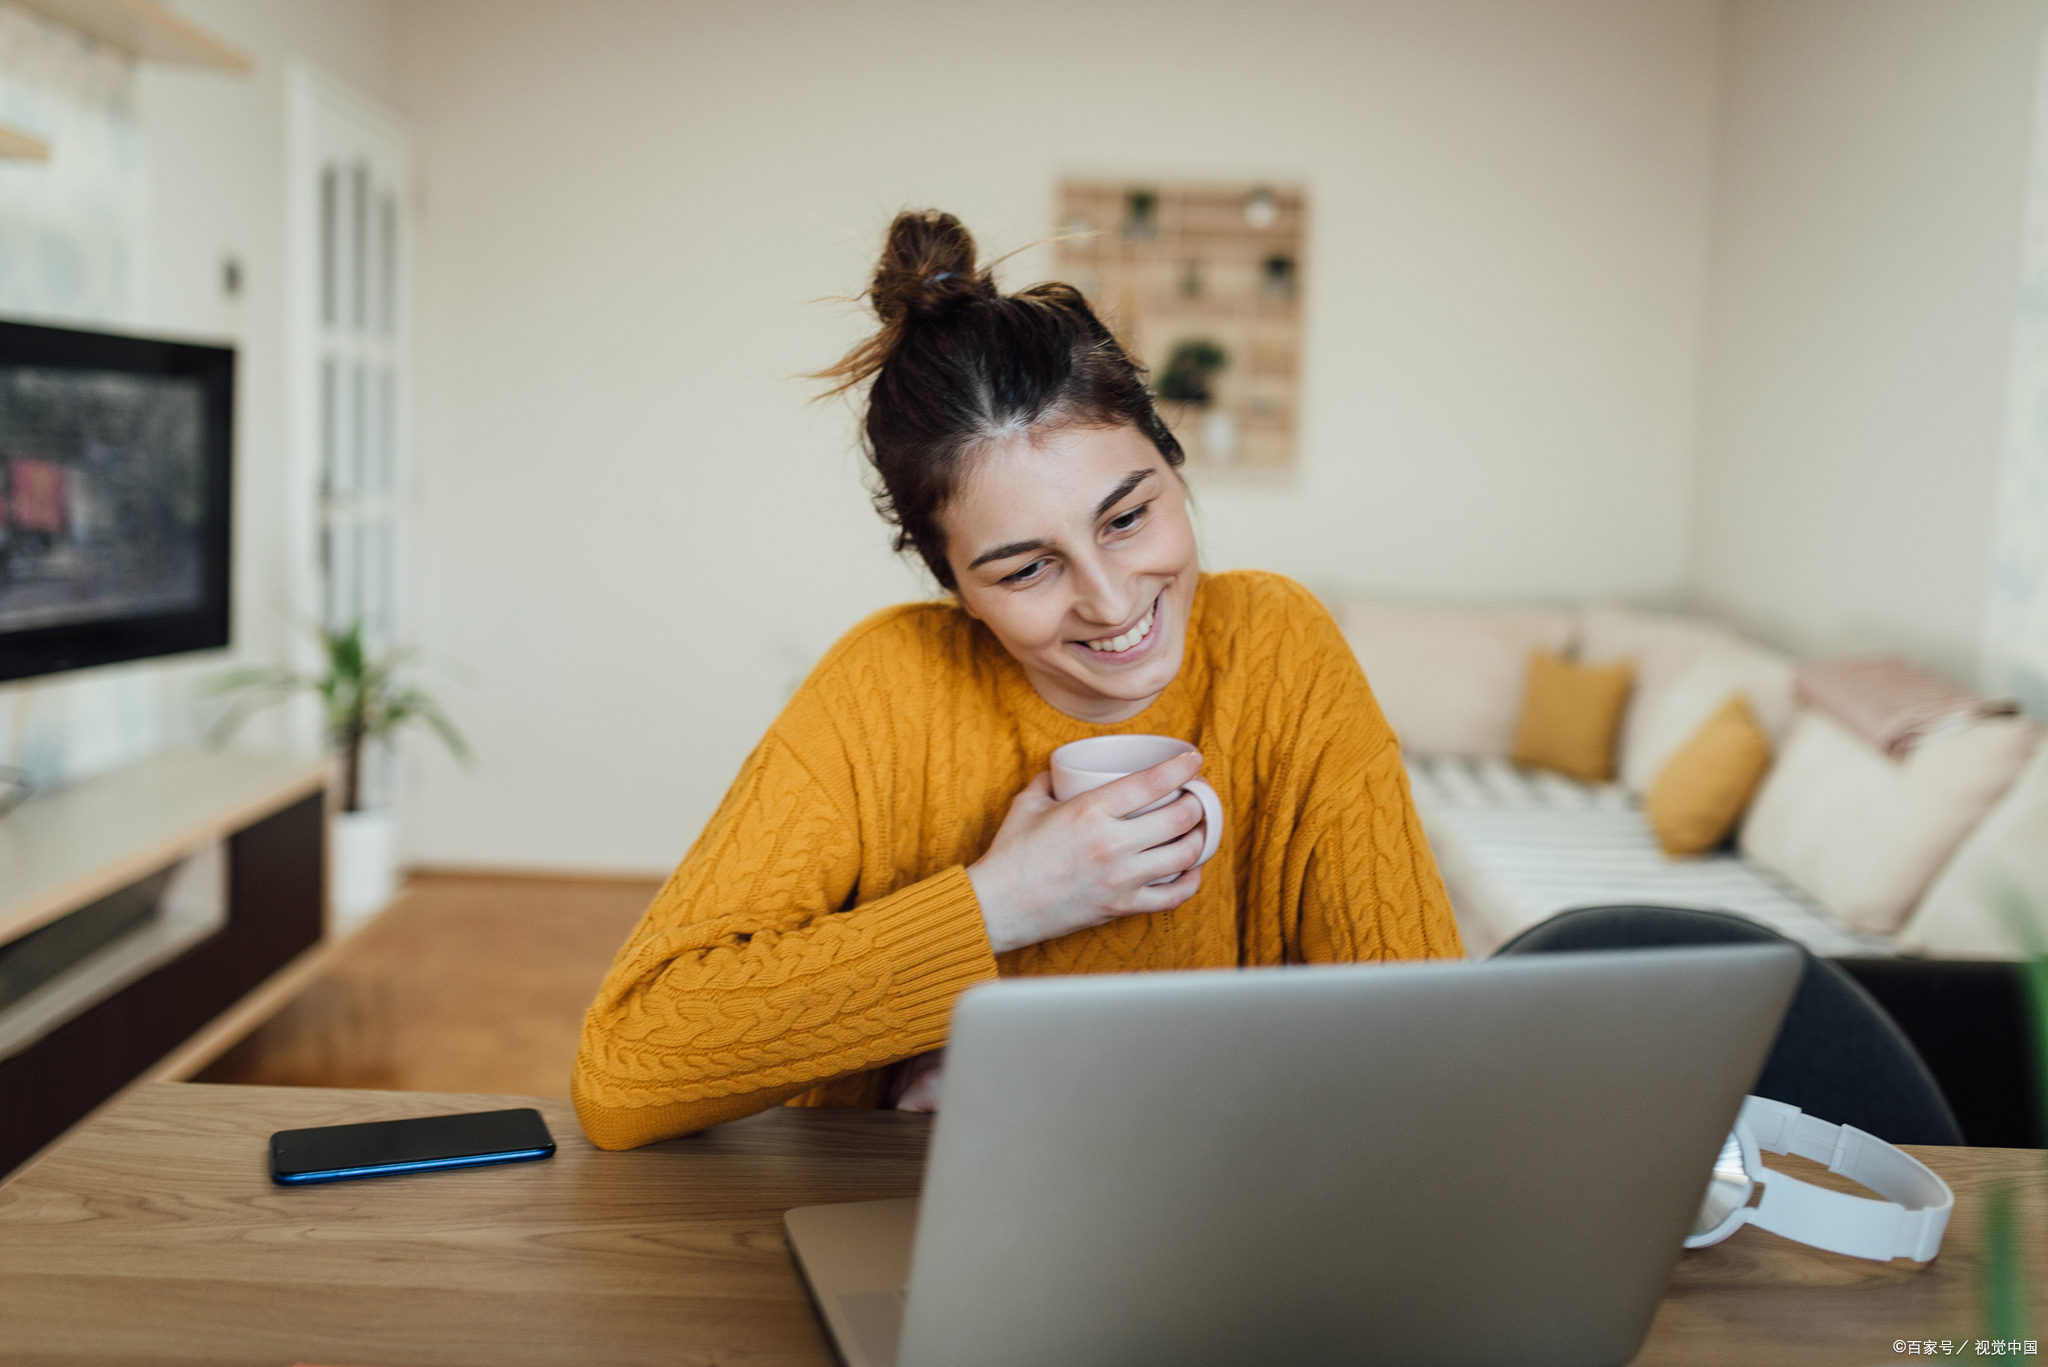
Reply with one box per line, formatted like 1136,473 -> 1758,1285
1201,407 -> 1239,463
331,808 -> 399,932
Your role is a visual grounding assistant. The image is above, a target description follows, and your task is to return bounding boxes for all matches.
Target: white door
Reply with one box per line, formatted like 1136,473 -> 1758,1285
286,63 -> 411,800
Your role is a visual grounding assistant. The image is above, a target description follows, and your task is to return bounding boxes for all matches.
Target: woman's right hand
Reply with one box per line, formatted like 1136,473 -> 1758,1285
965,750 -> 1210,955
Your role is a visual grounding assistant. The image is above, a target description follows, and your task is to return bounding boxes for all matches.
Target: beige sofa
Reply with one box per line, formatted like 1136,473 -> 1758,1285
1331,600 -> 2047,963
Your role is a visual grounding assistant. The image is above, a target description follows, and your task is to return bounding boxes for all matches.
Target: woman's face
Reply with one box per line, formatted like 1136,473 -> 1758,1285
943,423 -> 1199,724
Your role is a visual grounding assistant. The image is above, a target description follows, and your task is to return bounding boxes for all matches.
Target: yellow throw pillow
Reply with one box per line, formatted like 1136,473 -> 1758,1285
1645,695 -> 1773,857
1511,652 -> 1635,783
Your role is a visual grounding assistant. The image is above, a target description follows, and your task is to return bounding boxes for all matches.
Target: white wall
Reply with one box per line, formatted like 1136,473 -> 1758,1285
397,0 -> 1727,874
0,5 -> 153,785
1690,0 -> 2042,684
1987,17 -> 2048,719
0,0 -> 405,790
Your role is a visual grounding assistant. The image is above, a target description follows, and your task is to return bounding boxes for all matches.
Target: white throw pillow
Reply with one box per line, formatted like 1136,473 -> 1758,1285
1620,645 -> 1797,795
1897,742 -> 2048,959
1579,606 -> 1755,787
1739,709 -> 2041,934
1335,599 -> 1575,758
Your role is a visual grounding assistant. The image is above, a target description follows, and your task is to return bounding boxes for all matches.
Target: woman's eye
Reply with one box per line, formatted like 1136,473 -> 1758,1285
1108,504 -> 1148,533
1005,559 -> 1048,585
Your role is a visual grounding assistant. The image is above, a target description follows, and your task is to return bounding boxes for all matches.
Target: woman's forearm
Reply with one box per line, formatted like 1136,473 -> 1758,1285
571,865 -> 997,1148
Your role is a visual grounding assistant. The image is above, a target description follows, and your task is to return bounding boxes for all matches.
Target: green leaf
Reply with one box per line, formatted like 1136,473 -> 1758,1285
1980,1181 -> 2031,1340
1982,869 -> 2046,1342
201,617 -> 471,766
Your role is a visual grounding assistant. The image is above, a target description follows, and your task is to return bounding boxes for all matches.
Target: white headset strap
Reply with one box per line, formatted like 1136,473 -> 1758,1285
1736,1096 -> 1954,1262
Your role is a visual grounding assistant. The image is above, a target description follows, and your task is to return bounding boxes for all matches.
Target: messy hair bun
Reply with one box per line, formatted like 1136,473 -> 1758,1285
817,209 -> 1183,591
873,211 -> 999,322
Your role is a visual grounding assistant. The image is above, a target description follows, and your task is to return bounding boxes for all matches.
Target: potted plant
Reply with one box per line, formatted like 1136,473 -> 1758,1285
1155,339 -> 1237,462
209,622 -> 467,927
1155,338 -> 1227,406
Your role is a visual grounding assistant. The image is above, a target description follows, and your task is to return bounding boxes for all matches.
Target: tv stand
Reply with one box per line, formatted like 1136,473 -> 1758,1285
0,751 -> 330,1177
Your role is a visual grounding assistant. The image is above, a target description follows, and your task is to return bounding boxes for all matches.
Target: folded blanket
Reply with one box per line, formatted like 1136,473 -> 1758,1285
1795,657 -> 2018,759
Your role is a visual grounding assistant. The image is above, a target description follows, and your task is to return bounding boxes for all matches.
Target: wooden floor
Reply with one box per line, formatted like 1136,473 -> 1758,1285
195,872 -> 658,1097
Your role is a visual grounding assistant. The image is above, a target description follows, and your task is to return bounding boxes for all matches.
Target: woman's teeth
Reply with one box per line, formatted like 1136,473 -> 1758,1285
1084,608 -> 1154,653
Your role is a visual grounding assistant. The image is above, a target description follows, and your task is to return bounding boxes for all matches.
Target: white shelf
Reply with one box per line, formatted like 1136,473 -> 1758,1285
0,842 -> 227,1063
10,0 -> 252,73
0,750 -> 327,948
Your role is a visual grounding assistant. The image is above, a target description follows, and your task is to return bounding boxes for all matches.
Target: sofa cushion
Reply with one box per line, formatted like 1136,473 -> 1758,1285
1619,645 -> 1797,794
1578,606 -> 1790,793
1739,710 -> 2040,934
1896,741 -> 2048,959
1511,652 -> 1633,783
1336,600 -> 1574,757
1644,696 -> 1773,856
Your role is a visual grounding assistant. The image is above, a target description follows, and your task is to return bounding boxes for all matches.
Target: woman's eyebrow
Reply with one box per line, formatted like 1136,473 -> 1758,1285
969,538 -> 1049,571
1092,469 -> 1156,520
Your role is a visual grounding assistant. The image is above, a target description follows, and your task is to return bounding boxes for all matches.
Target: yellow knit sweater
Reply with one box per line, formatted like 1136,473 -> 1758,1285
572,571 -> 1462,1149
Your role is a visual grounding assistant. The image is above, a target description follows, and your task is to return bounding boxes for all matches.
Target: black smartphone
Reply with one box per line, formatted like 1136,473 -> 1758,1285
270,1107 -> 556,1185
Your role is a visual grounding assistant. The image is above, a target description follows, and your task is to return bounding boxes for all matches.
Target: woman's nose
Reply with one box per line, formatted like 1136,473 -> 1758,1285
1069,556 -> 1137,627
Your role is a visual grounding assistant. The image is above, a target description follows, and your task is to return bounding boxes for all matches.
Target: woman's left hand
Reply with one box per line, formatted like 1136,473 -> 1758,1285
889,1049 -> 945,1112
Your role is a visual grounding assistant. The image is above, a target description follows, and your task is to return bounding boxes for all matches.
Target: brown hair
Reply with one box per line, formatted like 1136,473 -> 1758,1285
816,209 -> 1183,591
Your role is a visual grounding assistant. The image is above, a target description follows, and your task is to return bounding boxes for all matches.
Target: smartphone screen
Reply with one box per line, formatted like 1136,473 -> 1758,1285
270,1107 -> 556,1185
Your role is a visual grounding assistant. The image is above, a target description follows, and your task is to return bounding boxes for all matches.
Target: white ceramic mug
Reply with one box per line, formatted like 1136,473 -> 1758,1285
1049,734 -> 1223,884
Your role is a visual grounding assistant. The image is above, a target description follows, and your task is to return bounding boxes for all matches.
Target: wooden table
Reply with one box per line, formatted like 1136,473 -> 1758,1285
0,1083 -> 2042,1366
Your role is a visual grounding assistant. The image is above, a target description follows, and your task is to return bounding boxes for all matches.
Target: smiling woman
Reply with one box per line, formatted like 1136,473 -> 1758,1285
571,212 -> 1462,1148
950,425 -> 1198,724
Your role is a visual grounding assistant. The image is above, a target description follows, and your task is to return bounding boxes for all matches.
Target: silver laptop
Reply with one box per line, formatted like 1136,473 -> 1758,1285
786,945 -> 1800,1367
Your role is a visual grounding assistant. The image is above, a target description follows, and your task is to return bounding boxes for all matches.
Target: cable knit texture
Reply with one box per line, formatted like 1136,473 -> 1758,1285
573,571 -> 1462,1148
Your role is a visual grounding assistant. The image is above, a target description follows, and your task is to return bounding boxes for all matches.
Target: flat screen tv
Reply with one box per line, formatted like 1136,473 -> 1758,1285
0,319 -> 232,684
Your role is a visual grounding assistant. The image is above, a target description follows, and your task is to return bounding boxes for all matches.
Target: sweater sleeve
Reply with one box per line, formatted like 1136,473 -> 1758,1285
1280,594 -> 1465,965
572,725 -> 999,1149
